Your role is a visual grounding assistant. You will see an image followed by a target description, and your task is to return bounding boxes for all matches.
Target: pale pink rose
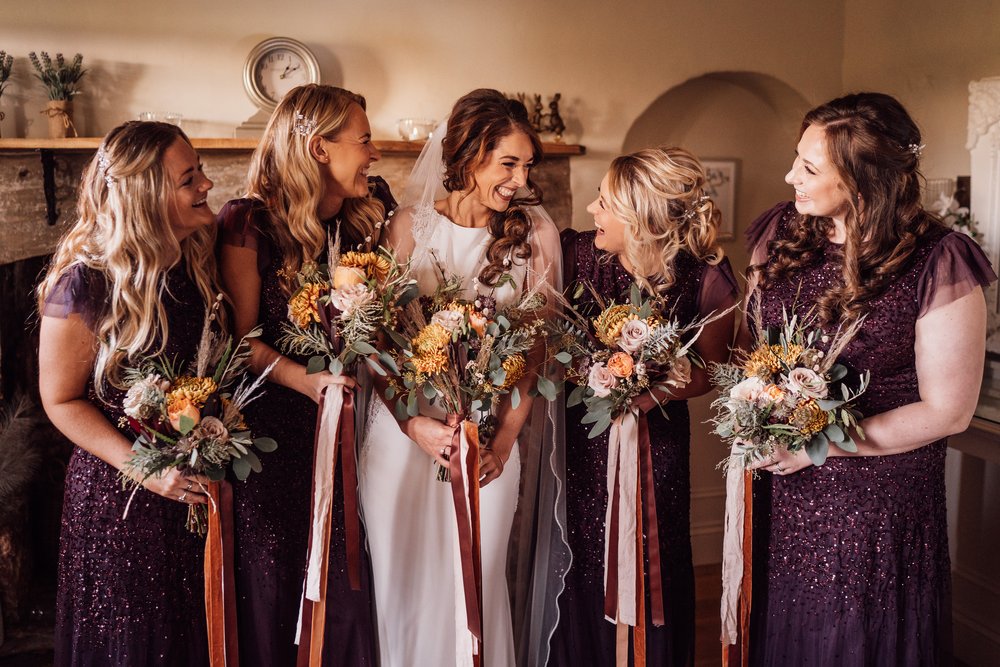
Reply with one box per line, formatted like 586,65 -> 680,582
664,355 -> 693,388
431,309 -> 465,334
587,362 -> 618,398
617,319 -> 650,353
729,376 -> 766,404
785,367 -> 828,399
329,284 -> 374,318
332,266 -> 366,289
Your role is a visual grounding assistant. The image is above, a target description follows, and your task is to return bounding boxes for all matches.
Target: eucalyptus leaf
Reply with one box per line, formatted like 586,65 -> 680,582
630,283 -> 641,306
233,456 -> 251,481
511,387 -> 521,409
580,410 -> 601,424
422,383 -> 438,400
470,399 -> 483,414
555,351 -> 573,364
353,341 -> 378,355
365,356 -> 387,376
589,417 -> 611,438
178,414 -> 195,435
823,423 -> 845,442
407,391 -> 420,417
828,364 -> 848,381
394,399 -> 409,422
306,355 -> 326,375
816,398 -> 845,411
536,376 -> 557,401
328,357 -> 344,376
496,315 -> 510,330
378,351 -> 400,375
385,385 -> 396,400
245,450 -> 263,473
207,467 -> 226,482
491,368 -> 507,386
837,435 -> 858,453
805,432 -> 830,466
253,437 -> 278,453
567,384 -> 586,407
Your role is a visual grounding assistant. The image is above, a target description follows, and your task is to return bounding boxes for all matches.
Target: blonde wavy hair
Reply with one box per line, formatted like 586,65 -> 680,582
604,146 -> 724,294
246,84 -> 386,293
37,121 -> 222,396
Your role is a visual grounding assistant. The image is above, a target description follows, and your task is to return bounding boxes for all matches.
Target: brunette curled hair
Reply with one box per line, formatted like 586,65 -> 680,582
441,88 -> 544,286
756,92 -> 943,323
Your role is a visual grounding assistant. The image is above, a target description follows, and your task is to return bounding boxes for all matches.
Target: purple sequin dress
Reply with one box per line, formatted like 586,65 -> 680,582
218,178 -> 394,667
747,202 -> 997,666
550,230 -> 738,667
44,263 -> 210,667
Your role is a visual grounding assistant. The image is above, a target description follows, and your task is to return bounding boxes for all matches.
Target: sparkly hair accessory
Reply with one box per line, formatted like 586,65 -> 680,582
96,148 -> 114,187
682,195 -> 711,222
906,143 -> 925,158
294,112 -> 317,137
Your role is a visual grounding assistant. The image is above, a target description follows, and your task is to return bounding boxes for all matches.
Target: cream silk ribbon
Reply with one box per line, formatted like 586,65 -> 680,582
720,451 -> 745,645
603,409 -> 640,626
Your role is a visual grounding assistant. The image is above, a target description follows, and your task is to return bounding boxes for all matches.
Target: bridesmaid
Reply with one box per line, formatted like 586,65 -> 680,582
551,147 -> 738,666
218,84 -> 394,667
38,121 -> 219,666
744,93 -> 996,665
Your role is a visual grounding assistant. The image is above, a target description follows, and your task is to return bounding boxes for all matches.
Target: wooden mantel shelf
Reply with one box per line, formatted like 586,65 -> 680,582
0,137 -> 586,156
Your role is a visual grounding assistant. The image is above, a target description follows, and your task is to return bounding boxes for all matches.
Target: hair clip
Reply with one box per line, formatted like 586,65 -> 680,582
906,143 -> 925,158
96,148 -> 114,187
682,195 -> 711,222
294,112 -> 317,137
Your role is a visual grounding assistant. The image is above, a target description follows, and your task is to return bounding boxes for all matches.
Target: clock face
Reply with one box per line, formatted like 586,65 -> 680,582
255,49 -> 311,105
243,37 -> 321,112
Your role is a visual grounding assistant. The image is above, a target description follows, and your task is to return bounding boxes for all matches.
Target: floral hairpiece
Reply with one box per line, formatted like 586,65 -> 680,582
682,194 -> 711,222
906,143 -> 925,158
96,148 -> 114,188
294,112 -> 317,137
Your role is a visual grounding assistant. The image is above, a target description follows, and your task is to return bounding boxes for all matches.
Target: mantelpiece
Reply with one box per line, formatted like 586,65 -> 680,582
0,138 -> 584,265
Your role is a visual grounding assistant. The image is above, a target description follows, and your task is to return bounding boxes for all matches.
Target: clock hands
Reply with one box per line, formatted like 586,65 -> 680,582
279,63 -> 301,80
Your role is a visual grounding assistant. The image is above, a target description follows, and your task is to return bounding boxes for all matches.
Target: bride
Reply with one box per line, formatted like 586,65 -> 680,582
359,88 -> 568,666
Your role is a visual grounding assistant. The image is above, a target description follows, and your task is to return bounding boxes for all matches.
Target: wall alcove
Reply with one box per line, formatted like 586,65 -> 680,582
620,71 -> 811,565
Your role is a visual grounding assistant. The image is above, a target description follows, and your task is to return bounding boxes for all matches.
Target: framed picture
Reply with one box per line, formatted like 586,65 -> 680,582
702,159 -> 738,240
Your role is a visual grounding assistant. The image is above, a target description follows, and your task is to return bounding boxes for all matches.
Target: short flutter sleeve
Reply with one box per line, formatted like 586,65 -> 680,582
917,231 -> 997,317
559,228 -> 580,288
746,201 -> 795,264
41,263 -> 109,332
218,198 -> 264,252
697,257 -> 740,316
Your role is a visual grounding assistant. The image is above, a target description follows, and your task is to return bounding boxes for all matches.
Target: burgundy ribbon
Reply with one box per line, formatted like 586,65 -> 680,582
296,388 -> 361,667
446,414 -> 484,660
204,480 -> 240,667
638,414 -> 665,626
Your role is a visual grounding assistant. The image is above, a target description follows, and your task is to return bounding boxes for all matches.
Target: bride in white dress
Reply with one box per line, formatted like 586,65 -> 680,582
359,89 -> 569,667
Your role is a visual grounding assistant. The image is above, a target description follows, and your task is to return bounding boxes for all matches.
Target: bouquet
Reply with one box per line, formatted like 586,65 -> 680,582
713,305 -> 868,656
120,297 -> 277,535
276,232 -> 416,664
385,266 -> 553,480
277,235 -> 416,378
548,281 -> 727,662
710,306 -> 869,467
552,282 -> 718,435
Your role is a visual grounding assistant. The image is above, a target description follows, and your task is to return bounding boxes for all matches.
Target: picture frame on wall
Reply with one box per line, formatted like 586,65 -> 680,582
702,159 -> 738,240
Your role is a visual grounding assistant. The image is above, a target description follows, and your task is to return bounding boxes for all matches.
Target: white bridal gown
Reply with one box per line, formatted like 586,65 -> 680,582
360,203 -> 530,667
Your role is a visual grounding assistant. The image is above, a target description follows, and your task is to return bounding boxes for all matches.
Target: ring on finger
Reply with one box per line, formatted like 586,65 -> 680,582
776,465 -> 784,473
185,481 -> 193,491
179,491 -> 188,502
440,447 -> 448,458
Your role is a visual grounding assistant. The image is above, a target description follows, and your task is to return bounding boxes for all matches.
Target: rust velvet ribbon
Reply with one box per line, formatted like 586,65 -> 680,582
204,480 -> 239,667
296,389 -> 361,667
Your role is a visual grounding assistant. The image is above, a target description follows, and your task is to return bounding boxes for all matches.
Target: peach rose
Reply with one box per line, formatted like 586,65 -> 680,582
606,351 -> 635,378
617,319 -> 650,354
168,397 -> 201,432
468,311 -> 488,338
587,362 -> 618,398
757,383 -> 786,406
332,266 -> 366,289
329,283 -> 374,317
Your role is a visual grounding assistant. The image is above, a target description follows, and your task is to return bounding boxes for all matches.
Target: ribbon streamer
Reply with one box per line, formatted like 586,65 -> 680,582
447,415 -> 483,667
602,410 -> 665,667
40,106 -> 79,137
204,480 -> 240,667
295,387 -> 361,667
721,463 -> 753,667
